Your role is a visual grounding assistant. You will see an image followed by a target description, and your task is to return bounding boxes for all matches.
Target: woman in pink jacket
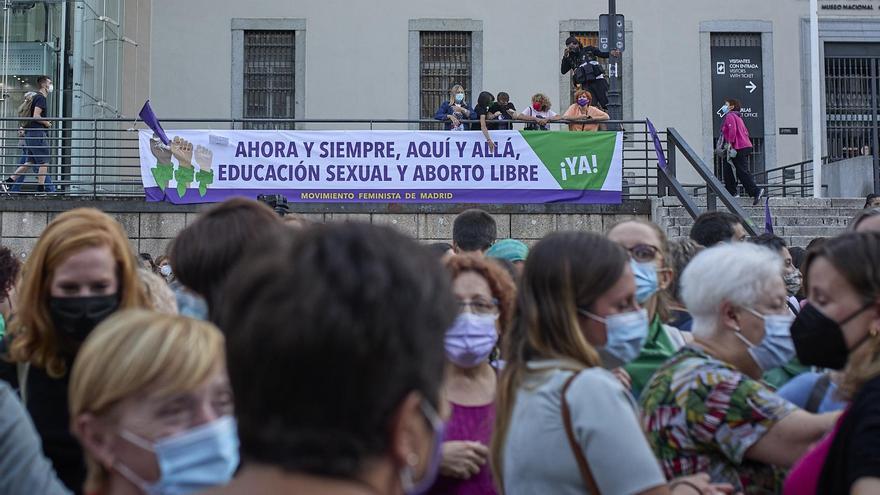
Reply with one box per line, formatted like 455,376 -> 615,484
721,98 -> 765,205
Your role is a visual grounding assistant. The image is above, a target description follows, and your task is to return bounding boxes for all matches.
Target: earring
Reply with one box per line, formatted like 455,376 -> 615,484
871,327 -> 879,338
399,452 -> 420,491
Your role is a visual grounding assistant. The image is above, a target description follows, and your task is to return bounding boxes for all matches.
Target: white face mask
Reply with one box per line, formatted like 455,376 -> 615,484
47,83 -> 54,94
160,265 -> 172,277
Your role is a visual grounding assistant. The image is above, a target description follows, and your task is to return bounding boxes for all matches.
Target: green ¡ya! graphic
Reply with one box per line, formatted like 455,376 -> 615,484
519,131 -> 617,190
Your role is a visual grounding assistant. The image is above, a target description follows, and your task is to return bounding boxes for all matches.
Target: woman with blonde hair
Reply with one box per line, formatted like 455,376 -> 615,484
491,232 -> 726,495
70,310 -> 236,495
0,208 -> 147,494
562,89 -> 609,132
512,93 -> 562,131
785,232 -> 880,494
434,84 -> 474,130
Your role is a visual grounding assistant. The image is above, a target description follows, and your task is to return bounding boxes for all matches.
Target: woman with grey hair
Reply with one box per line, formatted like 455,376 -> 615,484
639,242 -> 839,494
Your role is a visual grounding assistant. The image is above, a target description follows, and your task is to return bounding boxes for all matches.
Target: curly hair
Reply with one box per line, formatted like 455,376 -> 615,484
445,254 -> 516,333
0,246 -> 21,299
531,93 -> 552,111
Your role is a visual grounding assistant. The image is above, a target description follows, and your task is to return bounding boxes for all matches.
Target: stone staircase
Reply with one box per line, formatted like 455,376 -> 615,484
651,197 -> 866,248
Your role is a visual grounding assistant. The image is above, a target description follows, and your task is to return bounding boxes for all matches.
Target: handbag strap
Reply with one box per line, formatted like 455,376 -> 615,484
561,372 -> 601,495
805,373 -> 833,413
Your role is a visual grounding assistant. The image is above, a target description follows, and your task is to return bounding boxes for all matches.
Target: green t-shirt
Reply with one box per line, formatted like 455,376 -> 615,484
762,357 -> 810,391
624,315 -> 680,399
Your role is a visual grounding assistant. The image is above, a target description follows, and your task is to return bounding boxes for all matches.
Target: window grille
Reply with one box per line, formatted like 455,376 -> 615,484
243,30 -> 295,130
419,31 -> 472,129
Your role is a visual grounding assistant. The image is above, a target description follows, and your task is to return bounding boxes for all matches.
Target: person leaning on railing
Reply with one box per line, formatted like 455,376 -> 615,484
563,89 -> 609,132
435,84 -> 474,130
509,93 -> 562,131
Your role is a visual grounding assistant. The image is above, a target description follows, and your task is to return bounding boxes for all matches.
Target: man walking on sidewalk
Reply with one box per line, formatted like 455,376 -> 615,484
3,76 -> 55,193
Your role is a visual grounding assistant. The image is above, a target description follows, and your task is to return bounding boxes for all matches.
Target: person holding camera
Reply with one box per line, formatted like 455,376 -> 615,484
560,36 -> 619,110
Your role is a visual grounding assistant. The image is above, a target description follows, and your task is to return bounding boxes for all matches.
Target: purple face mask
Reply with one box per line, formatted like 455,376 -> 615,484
577,97 -> 590,107
403,401 -> 445,495
444,313 -> 499,368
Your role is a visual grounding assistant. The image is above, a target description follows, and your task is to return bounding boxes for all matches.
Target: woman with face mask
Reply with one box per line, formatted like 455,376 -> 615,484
434,85 -> 474,131
749,234 -> 810,389
784,232 -> 880,494
562,89 -> 609,132
492,232 -> 726,495
718,98 -> 764,205
607,220 -> 691,397
639,242 -> 839,495
428,255 -> 515,495
511,93 -> 562,131
70,310 -> 236,495
0,208 -> 148,494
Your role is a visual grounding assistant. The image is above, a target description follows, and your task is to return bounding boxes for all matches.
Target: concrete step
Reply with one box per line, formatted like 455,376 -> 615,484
656,196 -> 866,208
666,216 -> 853,228
651,196 -> 858,248
773,225 -> 848,237
655,206 -> 862,218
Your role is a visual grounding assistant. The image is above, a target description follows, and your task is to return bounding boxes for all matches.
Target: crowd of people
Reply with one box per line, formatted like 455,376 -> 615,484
1,196 -> 880,495
434,37 -> 613,152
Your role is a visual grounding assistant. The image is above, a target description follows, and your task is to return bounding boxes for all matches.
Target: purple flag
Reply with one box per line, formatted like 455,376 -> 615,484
646,118 -> 667,171
139,100 -> 169,145
764,196 -> 774,234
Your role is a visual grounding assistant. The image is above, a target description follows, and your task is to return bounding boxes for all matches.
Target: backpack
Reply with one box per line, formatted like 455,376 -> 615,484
573,60 -> 604,87
17,92 -> 36,128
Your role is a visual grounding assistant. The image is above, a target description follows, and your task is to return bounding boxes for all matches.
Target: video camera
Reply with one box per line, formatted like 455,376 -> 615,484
256,194 -> 291,217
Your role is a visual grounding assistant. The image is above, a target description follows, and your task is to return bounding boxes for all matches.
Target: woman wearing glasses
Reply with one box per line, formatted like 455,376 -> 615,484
607,220 -> 691,398
429,255 -> 515,495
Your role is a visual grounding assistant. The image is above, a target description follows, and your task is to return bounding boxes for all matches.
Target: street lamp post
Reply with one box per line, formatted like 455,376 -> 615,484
606,0 -> 622,122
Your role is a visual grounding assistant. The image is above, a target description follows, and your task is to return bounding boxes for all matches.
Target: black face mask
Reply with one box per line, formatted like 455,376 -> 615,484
49,294 -> 120,342
791,302 -> 872,370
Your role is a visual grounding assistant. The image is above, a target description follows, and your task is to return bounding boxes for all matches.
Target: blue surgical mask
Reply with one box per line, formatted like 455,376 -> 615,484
734,308 -> 796,371
445,313 -> 499,368
402,401 -> 445,495
455,93 -> 465,102
116,416 -> 239,495
579,308 -> 649,365
631,259 -> 660,305
720,104 -> 730,115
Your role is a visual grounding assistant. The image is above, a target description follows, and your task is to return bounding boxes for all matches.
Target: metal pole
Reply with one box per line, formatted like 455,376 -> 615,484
607,0 -> 621,121
810,0 -> 822,198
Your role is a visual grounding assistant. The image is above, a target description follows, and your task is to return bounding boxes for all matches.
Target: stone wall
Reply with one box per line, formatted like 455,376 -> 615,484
0,199 -> 651,259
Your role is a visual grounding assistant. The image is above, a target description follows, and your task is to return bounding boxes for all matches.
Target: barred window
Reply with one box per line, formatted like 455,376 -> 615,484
419,31 -> 472,129
243,30 -> 295,129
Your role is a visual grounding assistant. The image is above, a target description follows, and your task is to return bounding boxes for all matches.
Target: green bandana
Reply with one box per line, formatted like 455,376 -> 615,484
150,162 -> 174,191
195,169 -> 214,197
174,165 -> 195,198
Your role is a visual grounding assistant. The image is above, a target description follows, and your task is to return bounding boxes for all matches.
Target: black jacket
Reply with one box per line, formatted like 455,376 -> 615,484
560,45 -> 612,75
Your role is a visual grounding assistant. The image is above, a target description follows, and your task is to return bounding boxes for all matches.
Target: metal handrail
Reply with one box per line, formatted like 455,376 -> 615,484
665,127 -> 758,236
751,156 -> 830,182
